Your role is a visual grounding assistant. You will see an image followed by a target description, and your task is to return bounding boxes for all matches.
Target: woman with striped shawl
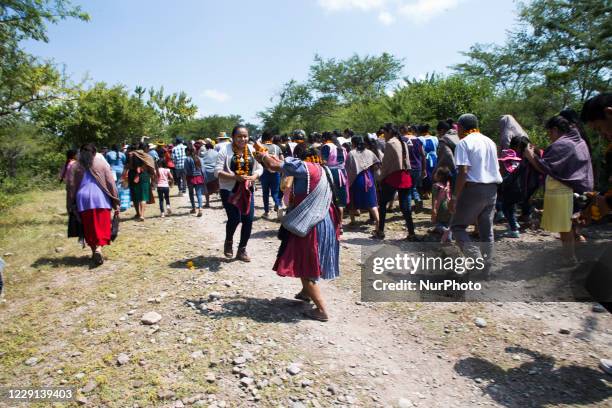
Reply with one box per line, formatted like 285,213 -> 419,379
254,142 -> 340,322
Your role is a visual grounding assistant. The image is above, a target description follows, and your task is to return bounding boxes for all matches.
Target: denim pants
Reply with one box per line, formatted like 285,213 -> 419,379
378,183 -> 415,235
175,168 -> 186,193
260,170 -> 281,213
220,189 -> 255,248
188,183 -> 204,209
502,200 -> 519,231
157,187 -> 170,213
409,169 -> 422,203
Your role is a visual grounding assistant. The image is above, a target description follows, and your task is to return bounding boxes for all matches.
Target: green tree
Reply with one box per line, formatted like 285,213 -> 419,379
454,0 -> 611,102
259,53 -> 402,133
517,0 -> 611,101
0,0 -> 89,121
308,53 -> 403,102
147,86 -> 198,127
384,74 -> 493,126
258,80 -> 329,134
168,114 -> 243,140
36,83 -> 161,147
0,0 -> 88,44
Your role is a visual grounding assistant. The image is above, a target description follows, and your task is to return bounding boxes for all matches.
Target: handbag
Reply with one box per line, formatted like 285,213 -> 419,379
111,212 -> 120,241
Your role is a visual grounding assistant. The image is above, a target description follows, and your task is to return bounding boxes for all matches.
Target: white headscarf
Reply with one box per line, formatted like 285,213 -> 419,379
499,115 -> 528,149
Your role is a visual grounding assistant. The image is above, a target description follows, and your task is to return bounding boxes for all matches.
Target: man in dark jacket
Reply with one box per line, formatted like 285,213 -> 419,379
435,120 -> 460,185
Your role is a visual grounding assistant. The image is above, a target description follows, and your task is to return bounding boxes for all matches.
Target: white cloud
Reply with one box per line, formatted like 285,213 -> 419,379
317,0 -> 463,24
201,89 -> 230,103
378,11 -> 395,25
398,0 -> 461,23
318,0 -> 387,12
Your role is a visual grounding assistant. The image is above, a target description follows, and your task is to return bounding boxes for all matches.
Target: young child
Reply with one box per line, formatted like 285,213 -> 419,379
431,166 -> 453,243
156,159 -> 174,217
498,148 -> 523,237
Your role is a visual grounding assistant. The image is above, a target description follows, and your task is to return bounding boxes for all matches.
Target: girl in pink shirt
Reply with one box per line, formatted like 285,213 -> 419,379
156,161 -> 174,217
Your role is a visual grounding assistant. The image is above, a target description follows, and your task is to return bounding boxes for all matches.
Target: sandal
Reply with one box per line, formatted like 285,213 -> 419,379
294,292 -> 312,303
302,308 -> 329,322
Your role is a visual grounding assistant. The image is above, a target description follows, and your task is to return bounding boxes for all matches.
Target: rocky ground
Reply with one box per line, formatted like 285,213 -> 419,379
0,188 -> 611,408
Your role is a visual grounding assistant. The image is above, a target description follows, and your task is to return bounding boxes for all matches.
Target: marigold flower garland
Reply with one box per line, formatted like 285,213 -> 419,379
233,144 -> 250,176
464,128 -> 480,136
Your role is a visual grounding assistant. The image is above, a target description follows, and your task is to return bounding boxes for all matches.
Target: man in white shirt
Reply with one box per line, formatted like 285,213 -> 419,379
449,114 -> 502,261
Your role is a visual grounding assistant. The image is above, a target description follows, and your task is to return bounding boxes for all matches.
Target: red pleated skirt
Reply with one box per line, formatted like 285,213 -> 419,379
79,209 -> 111,248
273,226 -> 321,280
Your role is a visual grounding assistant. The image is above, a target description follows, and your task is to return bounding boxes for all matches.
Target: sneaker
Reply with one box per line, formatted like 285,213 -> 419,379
197,210 -> 203,217
277,208 -> 285,218
508,230 -> 520,238
190,208 -> 196,214
166,207 -> 172,215
160,212 -> 165,218
494,211 -> 506,223
263,212 -> 269,219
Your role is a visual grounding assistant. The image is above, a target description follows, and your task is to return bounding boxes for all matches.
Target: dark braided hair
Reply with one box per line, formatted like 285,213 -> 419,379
78,143 -> 96,169
351,135 -> 366,152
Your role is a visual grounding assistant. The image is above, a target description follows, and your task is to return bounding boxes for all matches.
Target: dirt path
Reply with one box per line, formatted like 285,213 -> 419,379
1,189 -> 611,407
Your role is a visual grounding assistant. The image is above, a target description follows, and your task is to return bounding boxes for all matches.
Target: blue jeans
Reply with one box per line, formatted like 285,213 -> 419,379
220,189 -> 255,248
409,169 -> 422,203
260,170 -> 281,213
502,200 -> 519,231
175,168 -> 186,193
157,187 -> 170,213
379,183 -> 415,235
188,183 -> 204,209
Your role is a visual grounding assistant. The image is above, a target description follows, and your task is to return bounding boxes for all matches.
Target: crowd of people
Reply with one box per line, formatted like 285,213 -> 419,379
59,93 -> 612,323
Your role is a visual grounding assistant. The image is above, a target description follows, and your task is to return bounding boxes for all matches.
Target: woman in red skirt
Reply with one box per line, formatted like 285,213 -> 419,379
68,144 -> 119,266
254,142 -> 340,322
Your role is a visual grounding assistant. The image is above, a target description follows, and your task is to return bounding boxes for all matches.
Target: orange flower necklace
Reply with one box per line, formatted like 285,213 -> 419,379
464,128 -> 480,136
233,144 -> 250,176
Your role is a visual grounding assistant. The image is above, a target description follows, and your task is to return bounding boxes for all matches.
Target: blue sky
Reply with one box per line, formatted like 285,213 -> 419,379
25,0 -> 519,124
